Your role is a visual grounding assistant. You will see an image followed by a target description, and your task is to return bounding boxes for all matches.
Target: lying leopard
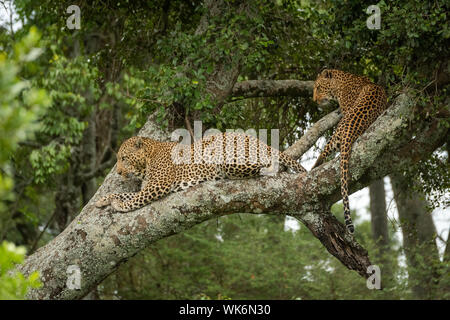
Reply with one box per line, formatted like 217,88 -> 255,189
95,132 -> 306,212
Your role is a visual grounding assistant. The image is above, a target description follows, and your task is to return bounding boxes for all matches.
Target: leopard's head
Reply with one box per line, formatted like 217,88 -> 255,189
116,136 -> 153,180
313,69 -> 336,104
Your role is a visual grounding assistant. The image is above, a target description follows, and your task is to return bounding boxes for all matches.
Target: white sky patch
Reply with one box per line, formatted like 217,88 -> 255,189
0,1 -> 23,32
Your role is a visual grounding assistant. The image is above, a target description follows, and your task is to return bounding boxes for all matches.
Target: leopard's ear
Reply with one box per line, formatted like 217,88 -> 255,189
134,137 -> 144,149
321,69 -> 333,79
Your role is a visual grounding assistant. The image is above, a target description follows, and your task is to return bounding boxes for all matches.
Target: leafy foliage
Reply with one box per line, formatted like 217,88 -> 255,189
0,241 -> 41,299
29,56 -> 101,183
0,27 -> 50,207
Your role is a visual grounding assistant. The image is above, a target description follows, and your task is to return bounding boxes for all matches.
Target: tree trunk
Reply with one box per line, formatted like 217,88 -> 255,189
369,178 -> 389,246
391,173 -> 440,299
445,230 -> 450,263
444,142 -> 450,264
53,170 -> 79,231
368,178 -> 392,284
81,112 -> 97,205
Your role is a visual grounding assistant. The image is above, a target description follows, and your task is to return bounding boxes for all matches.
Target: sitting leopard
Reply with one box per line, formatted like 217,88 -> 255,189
95,131 -> 306,212
311,69 -> 388,234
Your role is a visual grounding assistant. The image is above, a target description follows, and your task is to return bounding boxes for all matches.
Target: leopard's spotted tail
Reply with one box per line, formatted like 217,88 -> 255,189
340,144 -> 355,234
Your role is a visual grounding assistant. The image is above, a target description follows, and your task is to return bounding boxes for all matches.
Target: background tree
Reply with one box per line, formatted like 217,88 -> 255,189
368,179 -> 393,286
391,173 -> 446,299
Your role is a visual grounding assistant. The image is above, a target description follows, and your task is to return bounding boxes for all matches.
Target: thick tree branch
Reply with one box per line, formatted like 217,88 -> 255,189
16,90 -> 447,299
231,80 -> 314,99
285,108 -> 341,159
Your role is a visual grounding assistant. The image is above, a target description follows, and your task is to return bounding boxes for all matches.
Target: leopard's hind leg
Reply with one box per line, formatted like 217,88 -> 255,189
311,121 -> 343,170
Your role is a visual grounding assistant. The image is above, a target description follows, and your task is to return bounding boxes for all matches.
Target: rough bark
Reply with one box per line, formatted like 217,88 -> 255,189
16,91 -> 448,299
231,80 -> 314,99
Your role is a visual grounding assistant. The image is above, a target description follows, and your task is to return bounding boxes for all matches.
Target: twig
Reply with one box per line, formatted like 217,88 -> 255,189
184,111 -> 194,140
29,209 -> 57,254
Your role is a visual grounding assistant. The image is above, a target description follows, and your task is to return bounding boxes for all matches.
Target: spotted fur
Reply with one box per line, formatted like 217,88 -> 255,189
311,69 -> 388,234
95,132 -> 306,212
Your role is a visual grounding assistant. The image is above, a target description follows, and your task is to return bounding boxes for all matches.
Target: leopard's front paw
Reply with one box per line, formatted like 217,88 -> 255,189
111,199 -> 132,212
95,195 -> 113,208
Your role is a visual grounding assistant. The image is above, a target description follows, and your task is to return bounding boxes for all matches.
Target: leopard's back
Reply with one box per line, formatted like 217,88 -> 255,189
312,69 -> 388,234
96,131 -> 305,212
